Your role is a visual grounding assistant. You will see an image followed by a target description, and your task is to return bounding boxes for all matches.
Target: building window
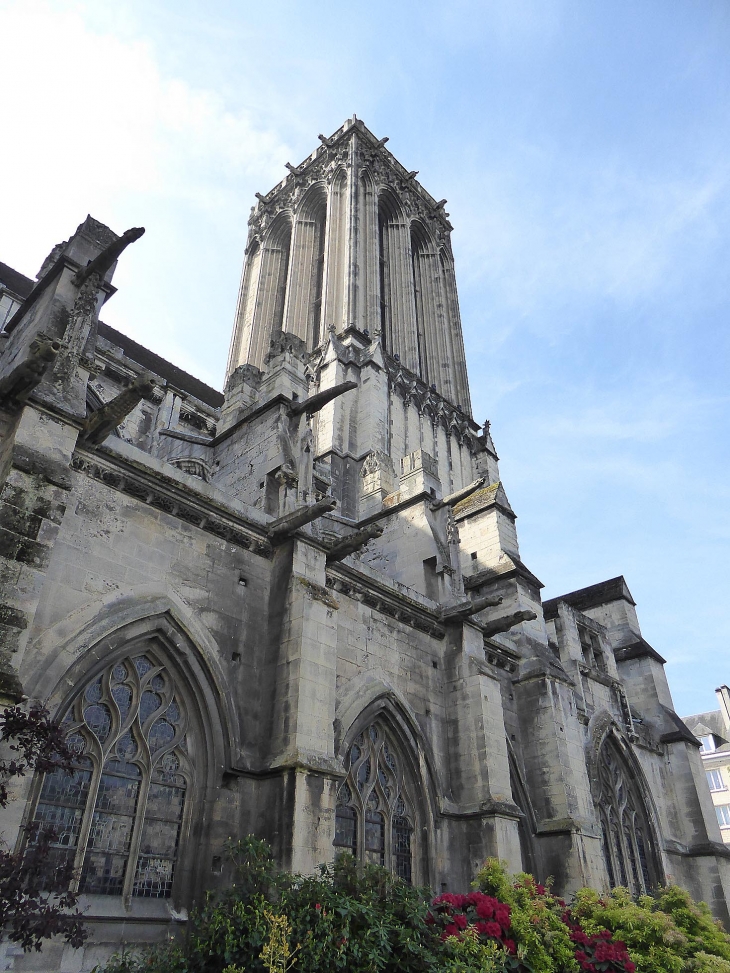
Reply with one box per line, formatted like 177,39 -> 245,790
707,769 -> 726,792
334,721 -> 415,883
699,736 -> 716,754
595,736 -> 659,895
578,624 -> 607,672
716,805 -> 730,828
0,291 -> 21,331
30,651 -> 192,900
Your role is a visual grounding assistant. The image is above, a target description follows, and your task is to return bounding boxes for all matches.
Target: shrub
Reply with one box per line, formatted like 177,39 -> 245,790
99,842 -> 730,973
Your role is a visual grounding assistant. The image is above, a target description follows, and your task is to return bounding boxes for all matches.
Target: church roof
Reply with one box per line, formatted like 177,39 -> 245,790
0,260 -> 35,299
543,576 -> 636,614
0,260 -> 223,410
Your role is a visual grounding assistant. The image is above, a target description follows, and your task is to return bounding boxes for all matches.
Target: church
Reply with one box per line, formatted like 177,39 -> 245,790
0,117 -> 727,970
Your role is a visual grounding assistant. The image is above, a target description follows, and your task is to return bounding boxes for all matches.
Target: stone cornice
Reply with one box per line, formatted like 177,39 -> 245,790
326,563 -> 446,640
72,447 -> 273,558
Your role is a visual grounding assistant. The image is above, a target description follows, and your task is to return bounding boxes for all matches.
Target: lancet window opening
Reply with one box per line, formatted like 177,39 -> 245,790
596,736 -> 658,895
377,200 -> 392,349
334,720 -> 415,883
29,648 -> 193,901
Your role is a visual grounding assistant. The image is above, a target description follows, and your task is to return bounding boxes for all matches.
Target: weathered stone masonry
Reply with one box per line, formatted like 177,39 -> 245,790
0,117 -> 728,971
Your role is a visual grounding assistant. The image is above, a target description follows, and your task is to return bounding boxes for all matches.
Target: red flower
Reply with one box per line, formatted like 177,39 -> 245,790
475,896 -> 497,919
315,903 -> 321,911
535,884 -> 546,895
483,921 -> 502,939
425,911 -> 435,925
626,963 -> 636,973
441,923 -> 461,940
504,939 -> 516,954
495,905 -> 511,928
454,914 -> 468,930
599,928 -> 612,940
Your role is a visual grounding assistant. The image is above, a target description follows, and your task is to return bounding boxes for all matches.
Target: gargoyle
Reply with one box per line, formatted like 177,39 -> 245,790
73,227 -> 145,287
481,610 -> 537,638
439,593 -> 503,623
326,523 -> 384,563
0,336 -> 63,406
80,373 -> 157,445
267,496 -> 337,544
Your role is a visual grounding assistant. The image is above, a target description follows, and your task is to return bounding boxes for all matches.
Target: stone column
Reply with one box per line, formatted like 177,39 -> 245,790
267,539 -> 341,874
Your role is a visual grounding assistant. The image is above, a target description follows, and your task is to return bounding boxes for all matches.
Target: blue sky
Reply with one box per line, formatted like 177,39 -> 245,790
2,0 -> 728,716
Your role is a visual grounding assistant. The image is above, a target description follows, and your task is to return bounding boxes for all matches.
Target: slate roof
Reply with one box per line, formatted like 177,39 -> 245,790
543,576 -> 636,614
97,323 -> 223,409
0,261 -> 34,299
0,260 -> 224,410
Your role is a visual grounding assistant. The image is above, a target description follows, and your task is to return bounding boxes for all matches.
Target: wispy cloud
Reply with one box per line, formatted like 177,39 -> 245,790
0,1 -> 291,274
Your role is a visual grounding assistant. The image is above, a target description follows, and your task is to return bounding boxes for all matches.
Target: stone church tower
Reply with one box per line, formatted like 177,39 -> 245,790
0,117 -> 728,969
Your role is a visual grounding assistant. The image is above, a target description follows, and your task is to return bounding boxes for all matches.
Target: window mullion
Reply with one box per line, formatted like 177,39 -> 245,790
122,769 -> 151,903
71,758 -> 103,892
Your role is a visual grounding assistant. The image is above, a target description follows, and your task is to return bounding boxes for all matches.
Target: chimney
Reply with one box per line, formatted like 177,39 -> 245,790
716,686 -> 730,733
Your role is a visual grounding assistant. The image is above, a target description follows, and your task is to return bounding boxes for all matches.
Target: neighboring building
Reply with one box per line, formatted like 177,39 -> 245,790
0,261 -> 32,332
0,118 -> 728,971
684,688 -> 730,845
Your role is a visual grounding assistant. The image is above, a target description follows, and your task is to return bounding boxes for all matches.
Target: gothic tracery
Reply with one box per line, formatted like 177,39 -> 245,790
595,735 -> 659,895
31,649 -> 192,901
334,720 -> 415,883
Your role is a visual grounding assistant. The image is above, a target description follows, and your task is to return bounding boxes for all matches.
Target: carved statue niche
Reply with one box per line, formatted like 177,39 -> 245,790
423,477 -> 486,605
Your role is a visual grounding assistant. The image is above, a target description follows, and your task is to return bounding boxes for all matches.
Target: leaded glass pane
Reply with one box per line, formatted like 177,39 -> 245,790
364,811 -> 385,866
334,806 -> 357,854
393,816 -> 412,883
112,683 -> 133,720
140,691 -> 162,722
134,656 -> 153,677
149,719 -> 175,753
84,703 -> 111,742
133,782 -> 185,898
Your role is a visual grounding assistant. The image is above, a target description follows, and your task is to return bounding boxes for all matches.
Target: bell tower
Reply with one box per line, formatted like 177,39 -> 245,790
221,118 -> 496,523
227,117 -> 471,414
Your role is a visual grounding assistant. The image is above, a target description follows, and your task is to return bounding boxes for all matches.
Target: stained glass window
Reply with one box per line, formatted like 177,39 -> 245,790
31,651 -> 191,900
334,720 -> 415,882
595,736 -> 658,895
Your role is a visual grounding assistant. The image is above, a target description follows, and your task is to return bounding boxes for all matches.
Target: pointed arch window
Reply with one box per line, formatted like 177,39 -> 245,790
596,736 -> 659,895
30,651 -> 192,900
334,721 -> 415,883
